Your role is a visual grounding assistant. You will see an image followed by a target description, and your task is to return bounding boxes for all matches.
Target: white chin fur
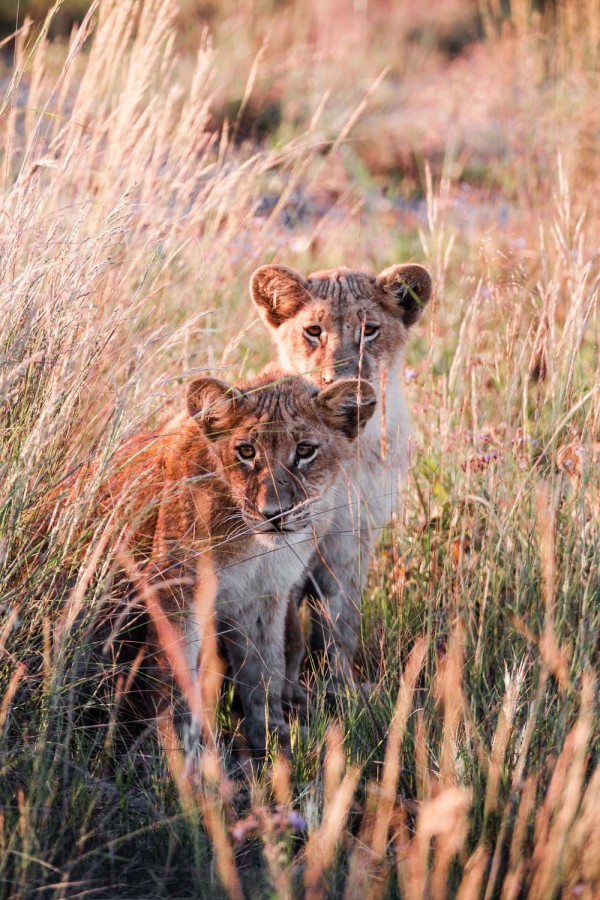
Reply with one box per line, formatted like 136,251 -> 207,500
254,529 -> 312,549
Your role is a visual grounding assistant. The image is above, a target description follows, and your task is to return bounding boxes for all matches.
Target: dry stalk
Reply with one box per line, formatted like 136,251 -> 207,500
304,764 -> 360,899
561,764 -> 600,891
428,787 -> 472,899
455,843 -> 490,900
344,784 -> 378,899
117,547 -> 209,748
366,637 -> 428,897
260,754 -> 293,899
437,622 -> 466,787
57,513 -> 119,639
0,662 -> 27,732
536,480 -> 571,691
530,672 -> 595,897
324,722 -> 346,810
157,713 -> 196,819
272,753 -> 292,809
397,786 -> 472,900
196,552 -> 225,738
199,751 -> 244,900
483,663 -> 525,819
500,773 -> 538,900
414,709 -> 430,802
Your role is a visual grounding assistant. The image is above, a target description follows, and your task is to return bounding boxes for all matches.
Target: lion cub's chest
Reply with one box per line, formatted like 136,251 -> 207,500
215,536 -> 313,612
338,369 -> 410,533
184,536 -> 313,674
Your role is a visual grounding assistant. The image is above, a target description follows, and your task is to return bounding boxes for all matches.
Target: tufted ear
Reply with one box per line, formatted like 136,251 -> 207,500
187,377 -> 245,440
315,378 -> 377,440
377,263 -> 432,328
250,264 -> 311,328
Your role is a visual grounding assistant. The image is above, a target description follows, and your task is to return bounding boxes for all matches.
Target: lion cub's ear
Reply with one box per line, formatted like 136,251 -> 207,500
251,264 -> 311,328
377,264 -> 432,328
187,378 -> 244,439
315,378 -> 377,440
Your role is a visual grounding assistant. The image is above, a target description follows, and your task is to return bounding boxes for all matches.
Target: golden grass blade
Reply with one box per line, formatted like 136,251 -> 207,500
324,721 -> 346,809
425,787 -> 472,899
304,765 -> 361,899
199,751 -> 244,900
438,622 -> 466,787
57,514 -> 119,639
530,672 -> 595,897
483,662 -> 525,819
398,787 -> 472,900
157,713 -> 196,819
370,636 -> 428,860
117,547 -> 207,744
196,553 -> 225,739
562,764 -> 600,892
0,662 -> 27,732
414,709 -> 430,802
501,773 -> 538,899
455,843 -> 489,900
261,757 -> 293,900
344,784 -> 378,899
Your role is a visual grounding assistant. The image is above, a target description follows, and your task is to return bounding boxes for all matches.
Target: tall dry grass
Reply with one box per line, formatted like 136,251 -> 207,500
1,0 -> 599,897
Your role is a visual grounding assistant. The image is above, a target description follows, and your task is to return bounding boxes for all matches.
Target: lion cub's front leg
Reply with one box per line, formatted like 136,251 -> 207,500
219,594 -> 289,755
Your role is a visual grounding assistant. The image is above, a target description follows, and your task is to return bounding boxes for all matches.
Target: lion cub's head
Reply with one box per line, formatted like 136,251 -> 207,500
251,263 -> 432,385
187,374 -> 376,545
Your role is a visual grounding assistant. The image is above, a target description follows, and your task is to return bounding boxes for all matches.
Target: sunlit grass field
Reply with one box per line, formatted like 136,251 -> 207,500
0,1 -> 599,896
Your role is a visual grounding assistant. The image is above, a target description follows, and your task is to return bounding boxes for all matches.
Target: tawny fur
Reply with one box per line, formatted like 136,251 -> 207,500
251,263 -> 432,686
46,373 -> 376,752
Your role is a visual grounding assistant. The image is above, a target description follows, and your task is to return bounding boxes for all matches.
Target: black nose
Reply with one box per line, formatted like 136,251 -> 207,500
259,504 -> 293,528
335,361 -> 360,379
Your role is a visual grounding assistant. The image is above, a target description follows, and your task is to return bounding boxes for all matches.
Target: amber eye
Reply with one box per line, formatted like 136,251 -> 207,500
304,324 -> 322,339
363,323 -> 380,338
237,443 -> 256,461
296,442 -> 317,462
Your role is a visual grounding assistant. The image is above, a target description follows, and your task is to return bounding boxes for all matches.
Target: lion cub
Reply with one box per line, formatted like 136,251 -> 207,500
78,374 -> 375,753
251,263 -> 432,686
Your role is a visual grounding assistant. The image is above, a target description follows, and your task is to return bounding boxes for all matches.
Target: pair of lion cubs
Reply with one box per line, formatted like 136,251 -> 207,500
111,262 -> 431,755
